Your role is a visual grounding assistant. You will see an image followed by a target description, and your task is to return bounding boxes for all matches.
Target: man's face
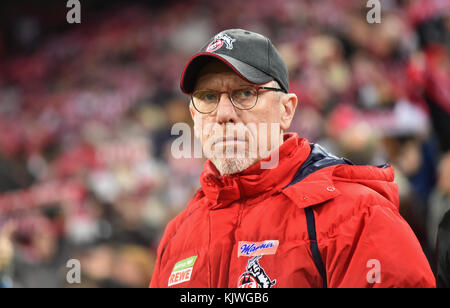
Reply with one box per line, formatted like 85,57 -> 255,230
189,60 -> 298,175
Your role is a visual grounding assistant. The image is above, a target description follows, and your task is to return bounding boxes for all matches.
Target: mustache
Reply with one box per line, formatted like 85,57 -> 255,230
210,135 -> 248,146
202,123 -> 250,146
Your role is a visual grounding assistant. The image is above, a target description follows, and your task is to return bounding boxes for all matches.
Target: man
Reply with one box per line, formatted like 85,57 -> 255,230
150,29 -> 435,288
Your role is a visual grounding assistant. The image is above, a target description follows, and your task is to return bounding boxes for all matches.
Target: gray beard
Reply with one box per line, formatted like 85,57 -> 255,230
210,156 -> 257,175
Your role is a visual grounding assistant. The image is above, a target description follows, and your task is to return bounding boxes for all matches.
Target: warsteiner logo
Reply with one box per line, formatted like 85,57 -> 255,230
238,240 -> 279,257
237,256 -> 276,288
206,33 -> 236,52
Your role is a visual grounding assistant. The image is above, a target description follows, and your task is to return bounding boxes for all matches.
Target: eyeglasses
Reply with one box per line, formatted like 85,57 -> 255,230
190,85 -> 285,114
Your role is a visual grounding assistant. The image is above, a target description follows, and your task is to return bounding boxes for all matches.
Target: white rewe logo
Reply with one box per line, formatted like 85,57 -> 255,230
168,256 -> 198,286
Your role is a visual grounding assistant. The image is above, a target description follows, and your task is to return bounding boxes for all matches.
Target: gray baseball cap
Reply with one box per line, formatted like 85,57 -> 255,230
180,29 -> 289,94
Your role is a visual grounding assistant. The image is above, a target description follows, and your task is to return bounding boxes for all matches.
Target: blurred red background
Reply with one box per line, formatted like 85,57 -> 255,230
0,0 -> 449,287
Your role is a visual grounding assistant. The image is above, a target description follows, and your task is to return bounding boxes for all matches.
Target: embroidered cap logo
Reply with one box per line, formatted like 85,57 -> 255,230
206,33 -> 236,52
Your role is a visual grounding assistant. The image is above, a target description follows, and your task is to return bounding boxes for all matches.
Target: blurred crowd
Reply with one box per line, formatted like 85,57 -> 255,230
0,0 -> 449,287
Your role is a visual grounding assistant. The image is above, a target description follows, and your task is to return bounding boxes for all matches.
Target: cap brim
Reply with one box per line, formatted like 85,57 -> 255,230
180,52 -> 273,94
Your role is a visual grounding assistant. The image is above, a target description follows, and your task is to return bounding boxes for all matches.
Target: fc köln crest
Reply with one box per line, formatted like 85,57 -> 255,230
206,33 -> 236,52
237,256 -> 276,288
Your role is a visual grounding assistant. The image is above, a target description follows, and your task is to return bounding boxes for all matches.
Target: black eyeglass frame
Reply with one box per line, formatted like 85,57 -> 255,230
190,85 -> 286,114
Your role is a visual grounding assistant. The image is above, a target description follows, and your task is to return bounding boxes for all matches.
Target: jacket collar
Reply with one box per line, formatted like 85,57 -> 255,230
200,132 -> 311,209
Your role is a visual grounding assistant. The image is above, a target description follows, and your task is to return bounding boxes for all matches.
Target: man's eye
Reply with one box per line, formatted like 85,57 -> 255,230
235,88 -> 255,99
196,91 -> 217,102
204,93 -> 217,101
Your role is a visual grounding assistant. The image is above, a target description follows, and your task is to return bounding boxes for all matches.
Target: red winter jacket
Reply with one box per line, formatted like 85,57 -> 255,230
150,133 -> 435,288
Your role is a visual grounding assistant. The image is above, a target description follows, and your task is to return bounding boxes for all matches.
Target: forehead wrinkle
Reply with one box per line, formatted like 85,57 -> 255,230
195,71 -> 250,91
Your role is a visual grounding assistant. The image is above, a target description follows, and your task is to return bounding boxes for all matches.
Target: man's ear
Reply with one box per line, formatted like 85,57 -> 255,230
279,93 -> 298,130
189,101 -> 196,120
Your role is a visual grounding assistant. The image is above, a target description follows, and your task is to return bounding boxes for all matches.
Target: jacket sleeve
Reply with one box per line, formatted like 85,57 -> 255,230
322,204 -> 436,288
149,218 -> 177,288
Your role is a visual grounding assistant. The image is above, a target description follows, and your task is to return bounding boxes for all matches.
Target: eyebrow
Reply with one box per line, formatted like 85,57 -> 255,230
194,84 -> 256,91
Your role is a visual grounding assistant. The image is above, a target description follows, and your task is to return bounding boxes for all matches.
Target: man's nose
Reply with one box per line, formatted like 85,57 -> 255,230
215,93 -> 239,124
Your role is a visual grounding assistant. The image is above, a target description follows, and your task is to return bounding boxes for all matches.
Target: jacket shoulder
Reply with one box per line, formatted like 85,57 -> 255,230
314,180 -> 399,233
